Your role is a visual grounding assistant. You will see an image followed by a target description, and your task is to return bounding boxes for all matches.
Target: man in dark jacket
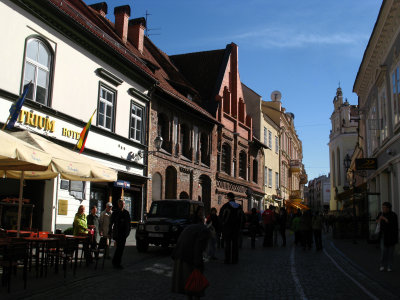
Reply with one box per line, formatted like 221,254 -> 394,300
377,202 -> 398,272
109,199 -> 131,269
219,192 -> 243,264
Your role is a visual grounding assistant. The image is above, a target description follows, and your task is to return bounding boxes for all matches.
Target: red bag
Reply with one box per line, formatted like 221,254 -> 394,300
184,269 -> 209,293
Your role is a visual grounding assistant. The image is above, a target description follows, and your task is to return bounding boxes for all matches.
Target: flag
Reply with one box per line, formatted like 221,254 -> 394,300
76,110 -> 96,153
5,82 -> 32,130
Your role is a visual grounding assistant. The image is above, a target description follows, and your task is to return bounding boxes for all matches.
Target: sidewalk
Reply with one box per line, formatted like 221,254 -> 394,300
328,234 -> 400,296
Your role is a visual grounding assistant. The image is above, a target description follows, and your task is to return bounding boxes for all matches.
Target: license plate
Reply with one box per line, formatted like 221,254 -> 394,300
149,233 -> 163,238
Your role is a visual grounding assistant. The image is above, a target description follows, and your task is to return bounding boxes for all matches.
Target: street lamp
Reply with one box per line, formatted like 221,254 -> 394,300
343,153 -> 357,243
132,136 -> 163,160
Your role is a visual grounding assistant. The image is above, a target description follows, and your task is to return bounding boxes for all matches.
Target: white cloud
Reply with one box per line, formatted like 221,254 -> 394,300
231,27 -> 369,49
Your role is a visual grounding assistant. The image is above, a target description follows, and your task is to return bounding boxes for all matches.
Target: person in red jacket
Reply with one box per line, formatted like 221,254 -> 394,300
262,205 -> 276,247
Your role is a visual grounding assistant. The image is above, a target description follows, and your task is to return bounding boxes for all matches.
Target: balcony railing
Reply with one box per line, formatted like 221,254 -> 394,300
290,159 -> 301,173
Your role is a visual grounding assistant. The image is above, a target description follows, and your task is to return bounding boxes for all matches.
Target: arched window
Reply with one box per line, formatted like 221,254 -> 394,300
152,173 -> 162,200
23,37 -> 53,105
239,151 -> 247,179
158,113 -> 170,152
221,143 -> 231,175
253,159 -> 258,183
180,124 -> 191,159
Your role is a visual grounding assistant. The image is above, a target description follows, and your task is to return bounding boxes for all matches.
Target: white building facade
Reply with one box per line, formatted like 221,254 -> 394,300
0,0 -> 157,231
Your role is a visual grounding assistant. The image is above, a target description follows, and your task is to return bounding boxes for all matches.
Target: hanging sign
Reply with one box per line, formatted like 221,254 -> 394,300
114,180 -> 131,189
355,158 -> 377,170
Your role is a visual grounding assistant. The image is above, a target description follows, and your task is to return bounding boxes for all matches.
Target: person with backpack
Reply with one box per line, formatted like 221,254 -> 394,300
262,205 -> 276,247
219,192 -> 242,264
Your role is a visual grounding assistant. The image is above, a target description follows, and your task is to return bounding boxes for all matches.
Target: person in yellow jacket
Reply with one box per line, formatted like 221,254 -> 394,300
73,205 -> 89,235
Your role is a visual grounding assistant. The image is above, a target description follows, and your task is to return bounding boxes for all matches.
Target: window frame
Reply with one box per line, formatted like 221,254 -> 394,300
239,151 -> 247,180
22,36 -> 54,106
129,100 -> 145,143
97,82 -> 117,132
221,143 -> 231,175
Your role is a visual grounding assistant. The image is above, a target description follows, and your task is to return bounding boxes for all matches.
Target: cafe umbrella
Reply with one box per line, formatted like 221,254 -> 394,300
0,130 -> 53,237
2,130 -> 118,236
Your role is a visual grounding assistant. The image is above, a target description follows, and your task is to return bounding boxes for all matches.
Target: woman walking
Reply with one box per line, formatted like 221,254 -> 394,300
172,206 -> 210,299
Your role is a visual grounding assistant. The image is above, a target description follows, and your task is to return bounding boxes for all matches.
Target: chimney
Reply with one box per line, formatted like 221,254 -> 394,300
114,5 -> 131,44
128,18 -> 146,53
89,2 -> 108,17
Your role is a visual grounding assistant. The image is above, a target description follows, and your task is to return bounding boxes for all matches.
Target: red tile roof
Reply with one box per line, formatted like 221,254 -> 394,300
43,0 -> 217,121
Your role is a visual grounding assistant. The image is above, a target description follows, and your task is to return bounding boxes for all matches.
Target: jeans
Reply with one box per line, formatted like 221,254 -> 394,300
380,237 -> 395,269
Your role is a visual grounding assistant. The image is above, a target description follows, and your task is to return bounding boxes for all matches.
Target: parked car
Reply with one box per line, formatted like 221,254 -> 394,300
135,199 -> 204,252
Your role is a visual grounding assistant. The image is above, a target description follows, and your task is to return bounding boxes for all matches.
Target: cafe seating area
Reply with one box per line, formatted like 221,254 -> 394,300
0,229 -> 109,293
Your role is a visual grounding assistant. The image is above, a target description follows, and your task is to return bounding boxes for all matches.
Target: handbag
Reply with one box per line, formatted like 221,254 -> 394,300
374,222 -> 380,235
184,269 -> 209,293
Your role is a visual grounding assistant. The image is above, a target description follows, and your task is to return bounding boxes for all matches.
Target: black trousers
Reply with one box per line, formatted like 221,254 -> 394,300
280,228 -> 286,246
313,229 -> 322,250
223,231 -> 239,263
263,224 -> 273,247
112,237 -> 127,266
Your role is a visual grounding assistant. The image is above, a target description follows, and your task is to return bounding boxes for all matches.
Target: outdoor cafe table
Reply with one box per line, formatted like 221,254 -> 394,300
6,230 -> 34,237
23,237 -> 59,277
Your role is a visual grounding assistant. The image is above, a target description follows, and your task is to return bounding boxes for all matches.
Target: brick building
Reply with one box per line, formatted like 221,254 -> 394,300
171,43 -> 265,212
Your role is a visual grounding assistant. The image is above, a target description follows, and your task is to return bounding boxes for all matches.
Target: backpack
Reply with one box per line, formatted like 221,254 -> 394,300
221,202 -> 242,228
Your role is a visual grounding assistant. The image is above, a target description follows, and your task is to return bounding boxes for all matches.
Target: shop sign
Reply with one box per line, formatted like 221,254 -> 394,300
17,109 -> 55,132
61,128 -> 81,140
58,199 -> 68,215
114,180 -> 131,189
216,179 -> 246,193
355,158 -> 377,170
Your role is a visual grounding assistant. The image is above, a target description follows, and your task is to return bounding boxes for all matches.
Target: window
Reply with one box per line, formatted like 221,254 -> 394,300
264,167 -> 268,186
180,124 -> 191,159
23,37 -> 52,105
379,86 -> 388,140
221,143 -> 231,175
239,151 -> 247,179
275,172 -> 279,189
268,130 -> 272,149
130,102 -> 143,142
275,136 -> 279,153
391,67 -> 400,125
98,84 -> 115,131
194,126 -> 199,161
69,181 -> 85,200
173,116 -> 178,153
158,113 -> 170,152
268,168 -> 272,187
252,159 -> 258,183
200,132 -> 209,165
264,127 -> 268,145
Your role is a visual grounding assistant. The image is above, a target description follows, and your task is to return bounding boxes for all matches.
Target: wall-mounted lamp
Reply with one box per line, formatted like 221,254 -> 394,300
129,136 -> 163,161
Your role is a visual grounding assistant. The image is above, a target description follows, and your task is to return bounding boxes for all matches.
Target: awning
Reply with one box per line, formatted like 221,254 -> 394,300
285,200 -> 310,210
7,130 -> 117,182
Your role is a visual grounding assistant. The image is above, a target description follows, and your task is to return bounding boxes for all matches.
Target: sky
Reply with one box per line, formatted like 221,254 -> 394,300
86,0 -> 382,181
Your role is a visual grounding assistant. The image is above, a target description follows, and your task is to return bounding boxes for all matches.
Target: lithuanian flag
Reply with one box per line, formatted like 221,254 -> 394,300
76,110 -> 96,153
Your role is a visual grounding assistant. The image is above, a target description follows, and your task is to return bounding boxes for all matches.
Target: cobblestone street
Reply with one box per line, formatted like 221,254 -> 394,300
2,231 -> 399,300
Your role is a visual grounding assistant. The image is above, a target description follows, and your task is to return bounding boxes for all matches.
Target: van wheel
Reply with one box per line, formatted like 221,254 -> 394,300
137,240 -> 149,252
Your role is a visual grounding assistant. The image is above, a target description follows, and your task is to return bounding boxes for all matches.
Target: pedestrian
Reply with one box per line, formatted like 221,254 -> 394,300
376,202 -> 398,272
299,210 -> 313,250
249,207 -> 260,249
312,211 -> 323,251
219,192 -> 242,264
206,207 -> 220,260
291,211 -> 301,246
99,202 -> 113,259
278,207 -> 287,247
87,205 -> 99,245
109,199 -> 131,269
73,205 -> 88,235
262,205 -> 275,247
172,206 -> 210,299
272,207 -> 280,246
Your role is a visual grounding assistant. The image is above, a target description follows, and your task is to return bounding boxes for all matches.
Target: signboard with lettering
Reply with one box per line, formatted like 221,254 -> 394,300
114,180 -> 131,189
355,158 -> 377,170
58,199 -> 68,215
